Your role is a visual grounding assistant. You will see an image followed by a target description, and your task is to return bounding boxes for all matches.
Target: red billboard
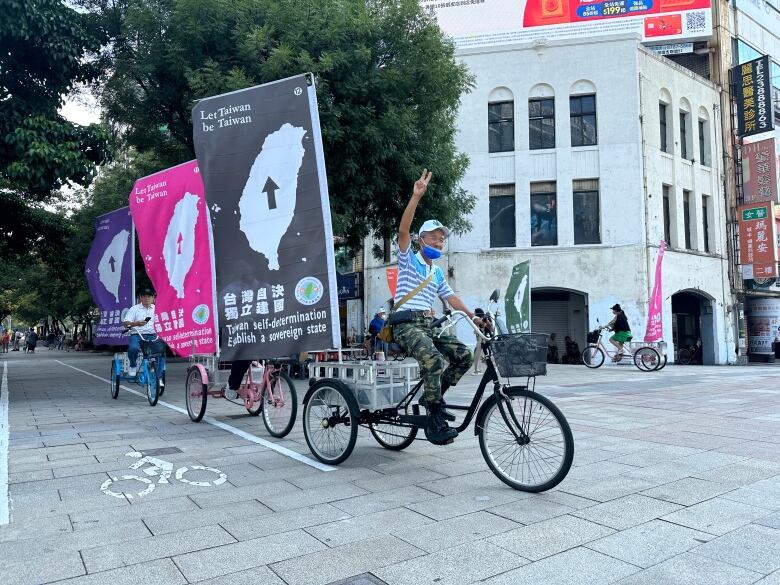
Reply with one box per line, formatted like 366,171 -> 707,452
422,0 -> 712,47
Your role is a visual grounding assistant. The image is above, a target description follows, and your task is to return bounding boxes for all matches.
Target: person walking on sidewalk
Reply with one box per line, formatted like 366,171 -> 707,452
392,169 -> 475,445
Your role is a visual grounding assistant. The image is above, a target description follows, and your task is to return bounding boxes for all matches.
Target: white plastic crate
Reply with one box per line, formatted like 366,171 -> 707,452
308,361 -> 421,410
188,354 -> 231,385
115,352 -> 130,372
625,341 -> 667,356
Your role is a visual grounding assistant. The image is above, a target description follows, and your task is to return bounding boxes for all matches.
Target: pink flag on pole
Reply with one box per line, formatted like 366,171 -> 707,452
644,240 -> 666,342
129,161 -> 217,356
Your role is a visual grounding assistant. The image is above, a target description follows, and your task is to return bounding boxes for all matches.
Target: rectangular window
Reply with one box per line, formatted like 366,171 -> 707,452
660,103 -> 669,153
489,184 -> 516,248
529,98 -> 555,150
698,118 -> 711,166
530,181 -> 557,246
570,95 -> 597,147
663,185 -> 671,246
683,190 -> 692,249
488,101 -> 514,153
573,179 -> 600,244
702,195 -> 710,253
680,112 -> 689,160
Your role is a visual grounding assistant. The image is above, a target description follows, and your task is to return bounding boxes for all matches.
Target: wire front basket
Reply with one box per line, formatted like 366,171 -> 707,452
586,330 -> 600,344
490,333 -> 548,377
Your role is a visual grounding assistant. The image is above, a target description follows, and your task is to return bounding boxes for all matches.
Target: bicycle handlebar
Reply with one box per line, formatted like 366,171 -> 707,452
125,327 -> 161,341
435,310 -> 492,342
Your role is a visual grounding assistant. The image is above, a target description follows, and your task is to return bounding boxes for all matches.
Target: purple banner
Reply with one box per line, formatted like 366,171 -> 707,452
84,208 -> 135,345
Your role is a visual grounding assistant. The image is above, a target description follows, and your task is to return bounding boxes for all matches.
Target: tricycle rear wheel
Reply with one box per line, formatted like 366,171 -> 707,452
303,379 -> 358,465
185,367 -> 208,422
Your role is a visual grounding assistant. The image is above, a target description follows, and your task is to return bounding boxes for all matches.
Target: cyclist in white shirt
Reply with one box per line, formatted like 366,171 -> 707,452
122,286 -> 164,381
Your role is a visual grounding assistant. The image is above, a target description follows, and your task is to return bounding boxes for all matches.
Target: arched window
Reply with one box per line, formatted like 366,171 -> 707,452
488,87 -> 514,153
529,84 -> 555,150
570,80 -> 597,147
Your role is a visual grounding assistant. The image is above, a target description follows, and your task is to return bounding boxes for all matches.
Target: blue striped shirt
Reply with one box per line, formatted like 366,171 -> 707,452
393,245 -> 454,311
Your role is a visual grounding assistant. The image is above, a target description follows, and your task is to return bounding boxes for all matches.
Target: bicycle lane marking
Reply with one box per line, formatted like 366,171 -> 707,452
1,361 -> 10,525
55,360 -> 336,473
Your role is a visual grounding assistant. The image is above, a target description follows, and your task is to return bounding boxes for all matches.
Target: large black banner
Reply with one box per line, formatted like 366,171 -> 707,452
733,56 -> 774,137
192,74 -> 340,360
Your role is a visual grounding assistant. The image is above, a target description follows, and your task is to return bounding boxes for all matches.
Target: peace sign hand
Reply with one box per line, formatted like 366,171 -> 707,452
412,169 -> 433,199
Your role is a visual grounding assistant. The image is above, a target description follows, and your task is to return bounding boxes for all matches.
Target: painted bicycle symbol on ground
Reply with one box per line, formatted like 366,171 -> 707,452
100,451 -> 227,500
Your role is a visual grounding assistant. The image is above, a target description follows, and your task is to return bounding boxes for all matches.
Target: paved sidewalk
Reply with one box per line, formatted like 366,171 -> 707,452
1,351 -> 780,584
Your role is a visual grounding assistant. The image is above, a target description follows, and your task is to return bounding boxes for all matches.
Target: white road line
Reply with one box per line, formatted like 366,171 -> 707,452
55,360 -> 336,472
1,361 -> 10,525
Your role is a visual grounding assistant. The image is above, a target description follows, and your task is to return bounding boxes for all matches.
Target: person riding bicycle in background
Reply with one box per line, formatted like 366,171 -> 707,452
606,303 -> 632,361
122,286 -> 165,383
393,169 -> 475,445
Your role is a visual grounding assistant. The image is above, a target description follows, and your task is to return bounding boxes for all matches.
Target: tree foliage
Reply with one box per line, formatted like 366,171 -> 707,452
0,0 -> 111,258
84,0 -> 475,249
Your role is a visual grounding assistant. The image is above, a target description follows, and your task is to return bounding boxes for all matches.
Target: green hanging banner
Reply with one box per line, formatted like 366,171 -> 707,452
504,261 -> 530,334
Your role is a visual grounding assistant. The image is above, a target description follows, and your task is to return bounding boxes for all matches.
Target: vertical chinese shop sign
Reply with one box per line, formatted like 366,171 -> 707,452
733,56 -> 774,138
739,202 -> 777,279
742,138 -> 778,203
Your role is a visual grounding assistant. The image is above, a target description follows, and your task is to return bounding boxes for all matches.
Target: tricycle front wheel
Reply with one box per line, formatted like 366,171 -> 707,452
477,387 -> 573,492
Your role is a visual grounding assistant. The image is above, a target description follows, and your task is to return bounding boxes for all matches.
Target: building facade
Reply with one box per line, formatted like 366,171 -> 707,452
364,34 -> 739,364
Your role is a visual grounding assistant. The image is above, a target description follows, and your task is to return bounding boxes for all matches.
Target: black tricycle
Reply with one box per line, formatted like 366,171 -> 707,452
301,290 -> 574,492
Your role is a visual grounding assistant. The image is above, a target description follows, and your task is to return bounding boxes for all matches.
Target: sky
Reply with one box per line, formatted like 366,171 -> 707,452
59,85 -> 101,126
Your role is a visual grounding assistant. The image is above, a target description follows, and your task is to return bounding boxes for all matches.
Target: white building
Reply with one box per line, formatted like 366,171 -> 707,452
364,34 -> 738,364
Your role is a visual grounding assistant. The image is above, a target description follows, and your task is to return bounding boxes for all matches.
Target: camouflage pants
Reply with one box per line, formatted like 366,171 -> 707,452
394,317 -> 473,404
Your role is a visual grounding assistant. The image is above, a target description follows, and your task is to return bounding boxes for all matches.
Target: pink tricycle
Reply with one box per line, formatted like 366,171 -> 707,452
184,355 -> 298,438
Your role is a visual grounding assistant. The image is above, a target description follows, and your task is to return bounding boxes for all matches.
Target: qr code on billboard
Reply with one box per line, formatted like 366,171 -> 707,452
685,11 -> 706,32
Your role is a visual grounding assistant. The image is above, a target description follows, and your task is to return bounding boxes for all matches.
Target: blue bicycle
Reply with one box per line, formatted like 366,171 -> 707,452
110,327 -> 167,406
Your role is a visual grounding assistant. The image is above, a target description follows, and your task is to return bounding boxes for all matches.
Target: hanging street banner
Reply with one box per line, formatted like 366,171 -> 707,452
742,137 -> 778,203
733,56 -> 774,138
644,240 -> 666,342
128,161 -> 218,356
84,208 -> 135,345
505,261 -> 531,333
192,73 -> 340,360
386,267 -> 398,298
738,202 -> 777,279
421,0 -> 711,48
337,272 -> 360,300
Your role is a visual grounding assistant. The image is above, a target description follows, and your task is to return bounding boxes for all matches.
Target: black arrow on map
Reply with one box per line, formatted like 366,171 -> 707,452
263,177 -> 279,210
177,233 -> 183,255
108,256 -> 116,272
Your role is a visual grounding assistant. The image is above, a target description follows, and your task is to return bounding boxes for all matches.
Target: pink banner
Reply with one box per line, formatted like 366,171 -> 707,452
644,240 -> 666,342
129,161 -> 217,356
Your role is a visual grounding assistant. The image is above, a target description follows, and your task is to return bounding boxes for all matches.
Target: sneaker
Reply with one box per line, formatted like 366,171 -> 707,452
128,366 -> 138,377
424,403 -> 458,445
417,395 -> 456,422
224,387 -> 238,400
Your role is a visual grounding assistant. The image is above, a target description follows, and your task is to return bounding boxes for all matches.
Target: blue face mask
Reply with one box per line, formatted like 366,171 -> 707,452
422,245 -> 442,260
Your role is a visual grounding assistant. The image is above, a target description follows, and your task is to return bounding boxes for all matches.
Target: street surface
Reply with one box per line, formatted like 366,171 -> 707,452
1,351 -> 780,585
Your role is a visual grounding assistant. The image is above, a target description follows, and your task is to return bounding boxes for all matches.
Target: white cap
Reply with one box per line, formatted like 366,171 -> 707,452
376,307 -> 386,314
418,219 -> 450,237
